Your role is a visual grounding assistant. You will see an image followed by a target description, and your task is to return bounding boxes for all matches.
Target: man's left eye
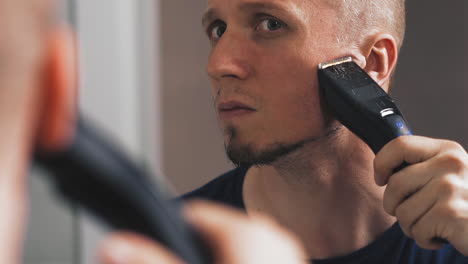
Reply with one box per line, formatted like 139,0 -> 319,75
257,18 -> 284,31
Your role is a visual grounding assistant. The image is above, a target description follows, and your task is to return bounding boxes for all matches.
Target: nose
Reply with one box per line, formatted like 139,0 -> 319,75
207,31 -> 252,81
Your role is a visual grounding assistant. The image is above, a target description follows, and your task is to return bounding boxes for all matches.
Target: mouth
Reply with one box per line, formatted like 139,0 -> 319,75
217,101 -> 256,121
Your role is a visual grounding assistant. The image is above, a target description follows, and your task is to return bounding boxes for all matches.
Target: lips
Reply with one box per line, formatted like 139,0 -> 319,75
217,101 -> 256,120
218,101 -> 255,111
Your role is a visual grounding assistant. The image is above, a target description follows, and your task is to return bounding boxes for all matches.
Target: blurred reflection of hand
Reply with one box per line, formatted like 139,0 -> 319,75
100,200 -> 308,264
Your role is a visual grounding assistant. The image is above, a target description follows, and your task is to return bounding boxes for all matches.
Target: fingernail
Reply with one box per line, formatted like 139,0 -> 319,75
103,239 -> 135,264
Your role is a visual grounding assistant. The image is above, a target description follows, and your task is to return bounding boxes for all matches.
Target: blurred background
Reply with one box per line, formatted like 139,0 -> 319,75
23,0 -> 467,264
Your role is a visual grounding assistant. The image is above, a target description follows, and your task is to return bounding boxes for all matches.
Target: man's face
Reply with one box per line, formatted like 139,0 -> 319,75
204,0 -> 348,166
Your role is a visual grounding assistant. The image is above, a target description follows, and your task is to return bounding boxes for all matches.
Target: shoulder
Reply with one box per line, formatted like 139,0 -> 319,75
180,166 -> 249,210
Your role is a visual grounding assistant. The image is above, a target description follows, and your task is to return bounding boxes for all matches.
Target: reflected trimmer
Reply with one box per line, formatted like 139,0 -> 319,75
35,118 -> 213,264
318,56 -> 448,244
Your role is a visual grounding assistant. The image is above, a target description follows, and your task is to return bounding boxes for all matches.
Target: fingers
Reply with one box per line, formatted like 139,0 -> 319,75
99,232 -> 184,264
99,201 -> 307,264
394,173 -> 468,253
185,200 -> 308,264
409,201 -> 451,250
408,194 -> 468,251
377,136 -> 468,253
374,136 -> 441,186
392,175 -> 468,251
392,176 -> 440,238
383,161 -> 433,216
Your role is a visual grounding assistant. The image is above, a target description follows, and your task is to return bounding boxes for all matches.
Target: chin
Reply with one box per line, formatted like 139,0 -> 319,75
224,123 -> 344,167
225,137 -> 309,167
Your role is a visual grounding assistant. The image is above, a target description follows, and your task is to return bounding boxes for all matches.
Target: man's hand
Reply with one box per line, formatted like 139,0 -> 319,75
99,201 -> 308,264
374,136 -> 468,255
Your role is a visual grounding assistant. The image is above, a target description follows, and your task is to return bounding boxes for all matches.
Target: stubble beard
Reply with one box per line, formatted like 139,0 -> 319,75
224,124 -> 341,168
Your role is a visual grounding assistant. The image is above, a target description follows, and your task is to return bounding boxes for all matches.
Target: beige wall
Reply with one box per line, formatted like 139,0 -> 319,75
393,0 -> 467,148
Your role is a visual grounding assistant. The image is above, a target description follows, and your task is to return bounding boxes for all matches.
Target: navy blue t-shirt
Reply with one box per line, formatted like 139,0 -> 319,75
182,167 -> 467,264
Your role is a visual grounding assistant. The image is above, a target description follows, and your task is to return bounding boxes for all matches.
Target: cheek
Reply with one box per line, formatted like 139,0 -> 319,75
210,79 -> 219,97
267,81 -> 324,137
259,54 -> 325,133
250,82 -> 325,148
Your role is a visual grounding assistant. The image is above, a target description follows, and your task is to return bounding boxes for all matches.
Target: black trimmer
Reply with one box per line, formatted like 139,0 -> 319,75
318,56 -> 412,154
318,56 -> 448,244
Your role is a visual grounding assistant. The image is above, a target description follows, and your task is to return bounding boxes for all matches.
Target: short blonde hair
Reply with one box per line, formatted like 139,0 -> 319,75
326,0 -> 406,48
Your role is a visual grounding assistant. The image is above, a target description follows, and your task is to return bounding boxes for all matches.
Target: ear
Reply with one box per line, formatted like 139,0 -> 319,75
37,26 -> 77,151
362,34 -> 398,92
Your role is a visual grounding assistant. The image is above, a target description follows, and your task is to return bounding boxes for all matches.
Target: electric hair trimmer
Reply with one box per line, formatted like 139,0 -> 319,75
318,56 -> 412,154
318,56 -> 448,244
35,118 -> 213,264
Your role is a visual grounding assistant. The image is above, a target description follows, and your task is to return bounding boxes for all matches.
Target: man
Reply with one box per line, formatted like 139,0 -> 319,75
1,0 -> 465,264
102,0 -> 468,262
102,0 -> 468,263
177,0 -> 468,262
0,0 -> 307,263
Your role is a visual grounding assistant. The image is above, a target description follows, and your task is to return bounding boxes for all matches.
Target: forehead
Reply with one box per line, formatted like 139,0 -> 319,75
206,0 -> 308,9
203,0 -> 322,24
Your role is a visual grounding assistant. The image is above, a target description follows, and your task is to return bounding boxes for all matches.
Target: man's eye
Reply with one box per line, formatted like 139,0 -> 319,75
257,18 -> 284,32
210,24 -> 226,40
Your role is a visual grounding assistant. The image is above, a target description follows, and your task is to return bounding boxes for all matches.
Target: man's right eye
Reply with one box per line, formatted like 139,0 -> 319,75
209,23 -> 226,41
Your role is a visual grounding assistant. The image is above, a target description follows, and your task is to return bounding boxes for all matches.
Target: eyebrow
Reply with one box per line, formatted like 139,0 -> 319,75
202,2 -> 285,27
202,8 -> 218,28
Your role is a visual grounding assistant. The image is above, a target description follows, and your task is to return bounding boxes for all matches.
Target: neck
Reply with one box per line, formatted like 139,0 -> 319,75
243,127 -> 396,259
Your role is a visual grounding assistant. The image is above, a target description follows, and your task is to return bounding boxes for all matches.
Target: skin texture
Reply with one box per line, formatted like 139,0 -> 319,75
206,0 -> 398,166
207,0 -> 344,156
